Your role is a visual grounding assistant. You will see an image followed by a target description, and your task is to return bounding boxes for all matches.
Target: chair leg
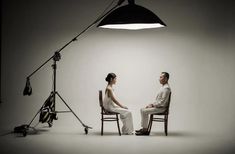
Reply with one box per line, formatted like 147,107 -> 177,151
148,115 -> 153,133
164,115 -> 168,136
101,116 -> 104,136
116,114 -> 121,136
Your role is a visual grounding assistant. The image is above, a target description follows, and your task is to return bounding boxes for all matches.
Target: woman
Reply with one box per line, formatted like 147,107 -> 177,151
103,73 -> 134,135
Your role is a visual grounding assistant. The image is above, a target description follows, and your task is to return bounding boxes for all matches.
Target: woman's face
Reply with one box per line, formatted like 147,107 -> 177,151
111,77 -> 117,84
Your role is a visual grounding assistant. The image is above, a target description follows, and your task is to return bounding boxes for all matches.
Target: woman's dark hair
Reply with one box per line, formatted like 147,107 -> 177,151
105,73 -> 116,83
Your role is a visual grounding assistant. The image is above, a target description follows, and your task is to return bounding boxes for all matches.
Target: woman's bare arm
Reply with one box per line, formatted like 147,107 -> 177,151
107,88 -> 127,109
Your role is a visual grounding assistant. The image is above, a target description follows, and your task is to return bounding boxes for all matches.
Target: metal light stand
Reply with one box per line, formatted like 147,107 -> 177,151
23,52 -> 91,136
15,0 -> 125,136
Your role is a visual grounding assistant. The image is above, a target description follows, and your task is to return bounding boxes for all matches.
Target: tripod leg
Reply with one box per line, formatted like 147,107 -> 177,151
28,106 -> 43,126
55,92 -> 92,129
28,92 -> 54,127
14,106 -> 42,137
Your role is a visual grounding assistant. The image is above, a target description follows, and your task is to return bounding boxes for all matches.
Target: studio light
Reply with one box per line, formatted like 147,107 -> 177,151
98,0 -> 166,30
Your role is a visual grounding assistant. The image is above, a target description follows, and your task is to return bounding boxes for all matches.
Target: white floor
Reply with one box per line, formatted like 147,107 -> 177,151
1,99 -> 235,154
1,123 -> 234,154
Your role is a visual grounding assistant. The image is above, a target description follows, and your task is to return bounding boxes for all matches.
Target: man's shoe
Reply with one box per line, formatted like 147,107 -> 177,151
135,131 -> 150,136
135,128 -> 143,133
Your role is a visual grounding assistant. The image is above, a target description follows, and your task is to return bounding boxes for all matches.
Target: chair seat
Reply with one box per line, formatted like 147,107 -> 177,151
103,109 -> 119,115
151,112 -> 168,116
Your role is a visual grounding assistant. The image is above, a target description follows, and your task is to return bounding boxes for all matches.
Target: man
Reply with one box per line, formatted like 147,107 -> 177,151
136,72 -> 171,135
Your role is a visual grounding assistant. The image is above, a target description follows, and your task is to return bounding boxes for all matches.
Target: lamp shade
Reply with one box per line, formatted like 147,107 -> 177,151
97,3 -> 166,30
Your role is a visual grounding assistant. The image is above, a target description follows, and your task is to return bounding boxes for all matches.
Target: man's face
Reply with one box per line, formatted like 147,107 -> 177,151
159,74 -> 166,84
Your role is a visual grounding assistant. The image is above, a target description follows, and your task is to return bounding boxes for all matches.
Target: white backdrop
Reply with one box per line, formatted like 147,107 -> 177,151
1,0 -> 235,151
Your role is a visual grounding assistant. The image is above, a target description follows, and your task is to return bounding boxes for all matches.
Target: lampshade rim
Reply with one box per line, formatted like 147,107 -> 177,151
97,3 -> 167,29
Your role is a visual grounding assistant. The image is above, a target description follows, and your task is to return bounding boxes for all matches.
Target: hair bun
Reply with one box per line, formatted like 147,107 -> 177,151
105,77 -> 109,82
105,73 -> 116,83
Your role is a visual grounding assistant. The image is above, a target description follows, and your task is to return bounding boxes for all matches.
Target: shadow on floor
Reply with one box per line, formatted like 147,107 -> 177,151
0,126 -> 51,137
90,131 -> 202,137
149,131 -> 202,137
91,131 -> 122,136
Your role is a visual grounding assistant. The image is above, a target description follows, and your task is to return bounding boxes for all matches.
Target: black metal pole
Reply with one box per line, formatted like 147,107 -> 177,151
26,2 -> 121,79
52,58 -> 57,109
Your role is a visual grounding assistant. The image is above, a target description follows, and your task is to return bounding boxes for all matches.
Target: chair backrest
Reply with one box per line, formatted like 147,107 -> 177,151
166,92 -> 172,114
99,90 -> 103,108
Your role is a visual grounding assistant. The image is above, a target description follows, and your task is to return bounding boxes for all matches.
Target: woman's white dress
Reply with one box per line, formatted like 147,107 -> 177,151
103,88 -> 134,134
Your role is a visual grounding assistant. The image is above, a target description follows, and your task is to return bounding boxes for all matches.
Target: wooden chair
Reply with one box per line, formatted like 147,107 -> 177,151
147,92 -> 172,136
99,90 -> 121,136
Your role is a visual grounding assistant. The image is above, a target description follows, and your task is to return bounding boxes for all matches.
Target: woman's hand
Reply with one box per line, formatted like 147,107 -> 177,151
122,105 -> 128,109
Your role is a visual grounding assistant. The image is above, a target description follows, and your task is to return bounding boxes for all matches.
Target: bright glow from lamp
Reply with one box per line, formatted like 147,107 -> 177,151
100,23 -> 164,30
98,0 -> 166,30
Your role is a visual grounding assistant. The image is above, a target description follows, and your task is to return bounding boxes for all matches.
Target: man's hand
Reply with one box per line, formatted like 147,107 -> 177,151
146,104 -> 154,108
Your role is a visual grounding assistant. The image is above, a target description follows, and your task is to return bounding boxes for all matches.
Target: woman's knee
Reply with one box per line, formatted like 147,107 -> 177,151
126,110 -> 132,116
140,108 -> 145,112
